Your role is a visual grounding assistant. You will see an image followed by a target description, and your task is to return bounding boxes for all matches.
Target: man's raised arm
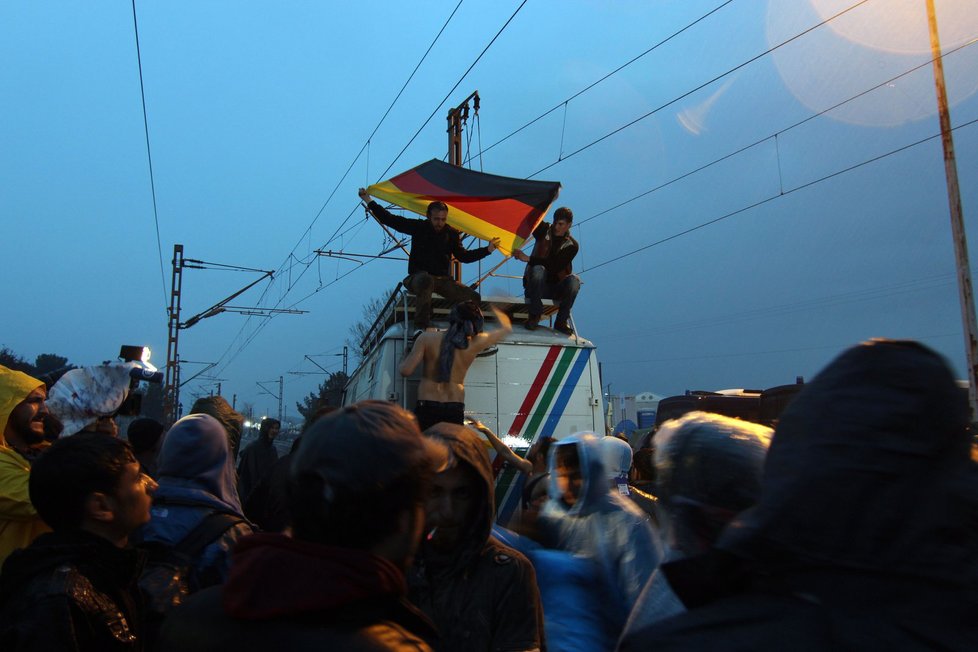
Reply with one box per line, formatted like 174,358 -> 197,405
473,306 -> 513,353
358,187 -> 417,235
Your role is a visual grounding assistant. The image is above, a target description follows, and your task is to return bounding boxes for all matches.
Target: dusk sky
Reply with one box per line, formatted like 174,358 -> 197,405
3,0 -> 977,422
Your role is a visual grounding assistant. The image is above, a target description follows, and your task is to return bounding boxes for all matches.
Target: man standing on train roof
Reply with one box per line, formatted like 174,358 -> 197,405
359,187 -> 502,333
399,301 -> 512,430
513,206 -> 580,336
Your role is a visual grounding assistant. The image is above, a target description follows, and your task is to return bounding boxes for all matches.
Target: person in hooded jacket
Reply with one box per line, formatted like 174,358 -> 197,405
536,432 -> 660,643
0,365 -> 53,566
617,412 -> 771,650
157,400 -> 445,652
138,413 -> 252,589
237,417 -> 280,505
410,422 -> 545,652
626,339 -> 978,651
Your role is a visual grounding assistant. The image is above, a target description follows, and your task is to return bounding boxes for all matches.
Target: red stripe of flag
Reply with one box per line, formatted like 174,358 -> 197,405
390,170 -> 540,236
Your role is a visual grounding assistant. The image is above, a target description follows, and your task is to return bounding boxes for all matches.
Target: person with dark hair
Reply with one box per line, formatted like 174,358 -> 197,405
244,405 -> 337,532
0,432 -> 157,651
618,412 -> 771,648
127,417 -> 165,478
189,395 -> 244,459
410,422 -> 544,652
359,187 -> 502,332
157,400 -> 445,651
400,302 -> 512,429
626,340 -> 978,651
139,414 -> 252,590
513,206 -> 580,335
0,365 -> 53,566
236,417 -> 280,504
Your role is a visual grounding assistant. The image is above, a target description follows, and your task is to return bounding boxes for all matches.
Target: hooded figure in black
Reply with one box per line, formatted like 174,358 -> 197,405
410,422 -> 545,652
625,339 -> 978,651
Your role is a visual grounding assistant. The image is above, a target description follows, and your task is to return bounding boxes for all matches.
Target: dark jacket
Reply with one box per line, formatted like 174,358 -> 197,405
243,450 -> 294,532
526,221 -> 578,284
410,424 -> 545,652
237,435 -> 278,505
157,533 -> 437,652
0,529 -> 145,652
626,340 -> 978,651
367,201 -> 490,277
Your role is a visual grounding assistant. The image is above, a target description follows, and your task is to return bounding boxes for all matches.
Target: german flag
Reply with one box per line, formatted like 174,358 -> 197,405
366,159 -> 561,256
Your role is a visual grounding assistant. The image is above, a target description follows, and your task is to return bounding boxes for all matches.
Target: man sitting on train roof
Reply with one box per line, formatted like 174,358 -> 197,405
399,301 -> 512,430
359,188 -> 502,332
513,206 -> 580,336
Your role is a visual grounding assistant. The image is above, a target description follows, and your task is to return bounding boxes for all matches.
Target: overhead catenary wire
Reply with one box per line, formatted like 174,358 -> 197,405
214,2 -> 532,375
476,0 -> 737,159
377,0 -> 530,181
212,0 -> 972,381
211,2 -> 468,373
574,36 -> 978,230
581,116 -> 978,274
130,0 -> 168,315
525,0 -> 875,178
217,0 -> 732,367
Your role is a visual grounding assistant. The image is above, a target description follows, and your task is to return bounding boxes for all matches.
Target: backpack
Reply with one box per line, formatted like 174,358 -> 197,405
137,507 -> 245,616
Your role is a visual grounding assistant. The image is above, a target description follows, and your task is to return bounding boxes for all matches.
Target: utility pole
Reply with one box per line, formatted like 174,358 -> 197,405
256,377 -> 284,424
161,246 -> 305,426
926,0 -> 978,422
447,91 -> 479,282
163,245 -> 185,425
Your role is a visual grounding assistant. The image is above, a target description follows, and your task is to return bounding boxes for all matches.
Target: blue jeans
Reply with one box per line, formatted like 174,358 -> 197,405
524,265 -> 580,325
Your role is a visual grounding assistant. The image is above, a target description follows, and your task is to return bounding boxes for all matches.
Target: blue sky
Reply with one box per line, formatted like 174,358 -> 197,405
2,0 -> 977,421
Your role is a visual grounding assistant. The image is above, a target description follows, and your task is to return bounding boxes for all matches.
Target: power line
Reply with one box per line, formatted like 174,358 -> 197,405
581,116 -> 978,275
526,0 -> 875,178
476,0 -> 736,159
213,3 -> 531,375
130,0 -> 167,314
211,2 -> 470,374
574,36 -> 978,230
378,0 -> 529,180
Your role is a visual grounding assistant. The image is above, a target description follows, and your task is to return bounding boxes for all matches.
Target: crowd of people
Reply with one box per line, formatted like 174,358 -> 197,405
0,336 -> 975,650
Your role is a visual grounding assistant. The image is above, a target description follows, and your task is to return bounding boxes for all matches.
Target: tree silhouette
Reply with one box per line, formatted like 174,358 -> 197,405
295,370 -> 350,422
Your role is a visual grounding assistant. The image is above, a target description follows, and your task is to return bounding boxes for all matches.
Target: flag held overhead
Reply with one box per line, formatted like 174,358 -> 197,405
366,159 -> 561,257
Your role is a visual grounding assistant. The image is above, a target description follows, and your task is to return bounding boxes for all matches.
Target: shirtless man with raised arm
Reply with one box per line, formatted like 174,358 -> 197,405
399,301 -> 512,430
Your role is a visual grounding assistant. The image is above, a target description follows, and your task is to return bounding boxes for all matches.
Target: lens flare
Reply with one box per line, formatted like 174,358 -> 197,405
766,0 -> 978,127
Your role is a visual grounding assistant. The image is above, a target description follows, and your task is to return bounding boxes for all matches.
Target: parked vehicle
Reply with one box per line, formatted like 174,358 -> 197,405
343,286 -> 603,525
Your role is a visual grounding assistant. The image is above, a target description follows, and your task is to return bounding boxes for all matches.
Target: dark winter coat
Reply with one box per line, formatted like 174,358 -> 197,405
242,450 -> 294,532
409,424 -> 545,652
526,221 -> 578,284
0,529 -> 145,652
157,533 -> 437,652
367,201 -> 490,277
624,340 -> 978,651
237,435 -> 278,505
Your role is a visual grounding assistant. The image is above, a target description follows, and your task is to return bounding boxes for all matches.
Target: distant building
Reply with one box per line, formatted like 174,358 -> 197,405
606,391 -> 665,433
